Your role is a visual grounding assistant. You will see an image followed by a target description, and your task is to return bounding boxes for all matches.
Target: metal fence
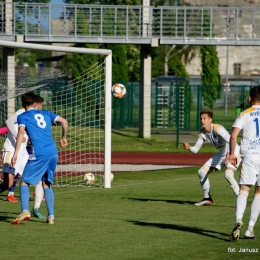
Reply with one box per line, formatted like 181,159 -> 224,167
2,3 -> 260,45
112,82 -> 252,132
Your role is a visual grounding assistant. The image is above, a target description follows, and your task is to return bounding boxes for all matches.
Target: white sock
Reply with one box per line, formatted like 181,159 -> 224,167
198,166 -> 210,198
236,190 -> 248,222
8,191 -> 14,196
224,169 -> 239,196
248,194 -> 260,231
34,181 -> 44,209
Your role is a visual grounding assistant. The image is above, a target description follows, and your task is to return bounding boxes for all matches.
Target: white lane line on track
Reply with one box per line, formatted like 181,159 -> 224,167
54,176 -> 197,195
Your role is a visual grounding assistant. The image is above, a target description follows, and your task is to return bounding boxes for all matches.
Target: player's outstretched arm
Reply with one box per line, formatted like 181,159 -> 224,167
183,135 -> 204,154
56,116 -> 68,148
183,142 -> 191,150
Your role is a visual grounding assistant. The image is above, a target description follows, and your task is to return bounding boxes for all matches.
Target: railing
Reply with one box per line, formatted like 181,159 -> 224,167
1,3 -> 260,45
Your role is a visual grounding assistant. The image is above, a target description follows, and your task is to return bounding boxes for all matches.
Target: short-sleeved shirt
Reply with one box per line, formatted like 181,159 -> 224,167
17,108 -> 59,158
232,105 -> 260,158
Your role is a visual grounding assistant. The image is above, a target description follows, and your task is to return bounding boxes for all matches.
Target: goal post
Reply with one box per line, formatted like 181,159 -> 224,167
0,40 -> 112,188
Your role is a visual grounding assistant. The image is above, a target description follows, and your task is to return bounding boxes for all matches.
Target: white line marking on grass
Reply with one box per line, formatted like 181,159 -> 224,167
54,176 -> 197,195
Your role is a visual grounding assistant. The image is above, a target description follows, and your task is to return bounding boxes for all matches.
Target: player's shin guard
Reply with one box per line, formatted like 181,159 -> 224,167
225,169 -> 239,196
198,166 -> 210,198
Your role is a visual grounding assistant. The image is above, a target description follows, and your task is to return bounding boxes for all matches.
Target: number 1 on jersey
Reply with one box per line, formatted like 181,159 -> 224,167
253,118 -> 259,138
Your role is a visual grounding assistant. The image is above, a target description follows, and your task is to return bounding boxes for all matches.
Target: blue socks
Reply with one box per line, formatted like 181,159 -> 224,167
44,187 -> 54,216
20,185 -> 30,211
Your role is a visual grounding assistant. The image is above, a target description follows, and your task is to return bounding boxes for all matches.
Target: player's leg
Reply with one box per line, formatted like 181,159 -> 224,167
225,151 -> 241,196
11,158 -> 36,225
230,185 -> 249,242
194,154 -> 222,206
244,173 -> 260,239
0,173 -> 14,193
31,181 -> 46,218
43,180 -> 54,224
11,182 -> 31,225
194,165 -> 215,206
42,154 -> 58,224
6,173 -> 20,202
7,150 -> 29,202
230,158 -> 256,242
224,167 -> 239,196
0,151 -> 15,193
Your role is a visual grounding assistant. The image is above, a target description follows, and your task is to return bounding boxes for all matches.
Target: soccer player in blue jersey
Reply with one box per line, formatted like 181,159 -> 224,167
11,92 -> 68,225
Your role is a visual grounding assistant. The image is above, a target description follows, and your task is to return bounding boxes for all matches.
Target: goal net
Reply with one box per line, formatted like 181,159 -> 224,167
0,40 -> 112,188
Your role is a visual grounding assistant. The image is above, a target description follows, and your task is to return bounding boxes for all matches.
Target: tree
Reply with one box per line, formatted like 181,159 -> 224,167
200,11 -> 222,110
126,45 -> 140,81
58,43 -> 101,79
104,44 -> 128,82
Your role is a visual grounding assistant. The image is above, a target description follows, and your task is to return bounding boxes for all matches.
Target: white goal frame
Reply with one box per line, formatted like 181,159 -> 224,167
0,40 -> 112,188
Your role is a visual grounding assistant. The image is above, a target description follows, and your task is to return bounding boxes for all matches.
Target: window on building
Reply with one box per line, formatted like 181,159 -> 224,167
234,63 -> 241,75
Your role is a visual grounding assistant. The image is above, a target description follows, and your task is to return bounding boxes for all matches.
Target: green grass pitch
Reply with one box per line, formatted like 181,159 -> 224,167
0,167 -> 259,260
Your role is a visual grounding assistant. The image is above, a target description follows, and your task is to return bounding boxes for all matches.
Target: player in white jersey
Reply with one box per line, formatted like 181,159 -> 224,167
0,109 -> 29,201
183,110 -> 241,206
229,86 -> 260,242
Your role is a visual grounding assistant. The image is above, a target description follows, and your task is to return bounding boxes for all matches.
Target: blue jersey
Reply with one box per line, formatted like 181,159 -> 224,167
17,108 -> 59,158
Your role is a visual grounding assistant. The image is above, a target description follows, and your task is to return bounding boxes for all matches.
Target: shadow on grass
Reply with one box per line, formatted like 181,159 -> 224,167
126,197 -> 235,208
0,194 -> 34,202
128,220 -> 230,241
0,211 -> 41,224
127,197 -> 195,205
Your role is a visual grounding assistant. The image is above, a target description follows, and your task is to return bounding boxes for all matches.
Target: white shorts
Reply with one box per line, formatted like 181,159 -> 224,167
240,157 -> 260,186
204,151 -> 241,171
2,150 -> 29,176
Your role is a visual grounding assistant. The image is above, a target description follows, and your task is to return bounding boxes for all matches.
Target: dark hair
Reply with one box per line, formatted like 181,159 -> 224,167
21,92 -> 37,108
250,87 -> 260,102
35,95 -> 44,103
200,110 -> 213,118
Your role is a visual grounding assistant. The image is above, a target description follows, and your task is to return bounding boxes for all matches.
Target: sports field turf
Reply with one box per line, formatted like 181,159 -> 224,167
0,167 -> 259,260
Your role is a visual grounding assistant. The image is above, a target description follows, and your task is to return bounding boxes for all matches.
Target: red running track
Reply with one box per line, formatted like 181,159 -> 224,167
0,151 -> 213,166
111,152 -> 213,165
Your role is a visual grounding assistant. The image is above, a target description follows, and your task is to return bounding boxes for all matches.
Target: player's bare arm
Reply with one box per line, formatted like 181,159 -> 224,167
229,127 -> 241,166
11,125 -> 26,166
56,116 -> 68,148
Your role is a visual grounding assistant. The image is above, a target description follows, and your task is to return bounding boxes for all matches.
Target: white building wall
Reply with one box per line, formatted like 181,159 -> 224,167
184,0 -> 260,79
